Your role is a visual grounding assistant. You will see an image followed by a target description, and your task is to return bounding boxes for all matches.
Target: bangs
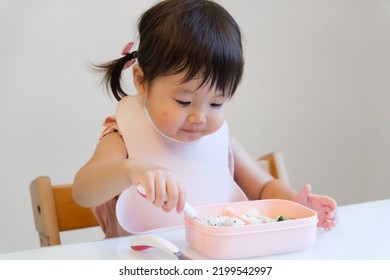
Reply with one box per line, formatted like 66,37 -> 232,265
137,0 -> 244,98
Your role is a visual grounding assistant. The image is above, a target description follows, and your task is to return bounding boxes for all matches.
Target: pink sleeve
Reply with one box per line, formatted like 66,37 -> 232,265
100,116 -> 122,139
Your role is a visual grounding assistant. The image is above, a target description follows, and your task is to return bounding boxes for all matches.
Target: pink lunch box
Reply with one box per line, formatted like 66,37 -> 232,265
184,199 -> 318,259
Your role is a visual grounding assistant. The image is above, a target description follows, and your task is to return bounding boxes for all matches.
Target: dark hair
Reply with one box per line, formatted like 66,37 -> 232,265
97,0 -> 244,101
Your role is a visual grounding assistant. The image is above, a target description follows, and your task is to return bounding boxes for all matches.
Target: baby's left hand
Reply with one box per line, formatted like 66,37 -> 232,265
294,184 -> 338,231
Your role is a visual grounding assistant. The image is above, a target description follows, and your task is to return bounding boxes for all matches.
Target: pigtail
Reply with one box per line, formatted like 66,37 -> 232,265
93,43 -> 138,101
94,57 -> 129,101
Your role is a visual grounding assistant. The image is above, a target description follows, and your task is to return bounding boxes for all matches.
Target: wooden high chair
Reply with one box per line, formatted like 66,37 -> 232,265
30,152 -> 288,247
257,151 -> 290,185
30,176 -> 99,247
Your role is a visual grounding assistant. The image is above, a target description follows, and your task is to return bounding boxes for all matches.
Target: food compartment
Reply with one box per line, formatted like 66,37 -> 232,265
184,199 -> 317,259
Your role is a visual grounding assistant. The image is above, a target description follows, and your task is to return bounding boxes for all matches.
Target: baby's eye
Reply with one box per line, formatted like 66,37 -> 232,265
175,99 -> 191,106
210,103 -> 224,108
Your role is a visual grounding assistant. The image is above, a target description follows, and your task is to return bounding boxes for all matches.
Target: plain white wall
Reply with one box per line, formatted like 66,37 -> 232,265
0,0 -> 389,254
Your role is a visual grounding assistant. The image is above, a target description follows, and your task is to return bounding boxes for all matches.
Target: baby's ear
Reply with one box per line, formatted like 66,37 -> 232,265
132,64 -> 147,96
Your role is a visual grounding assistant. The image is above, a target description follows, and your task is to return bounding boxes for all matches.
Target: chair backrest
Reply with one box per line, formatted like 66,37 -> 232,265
257,152 -> 290,185
30,176 -> 99,247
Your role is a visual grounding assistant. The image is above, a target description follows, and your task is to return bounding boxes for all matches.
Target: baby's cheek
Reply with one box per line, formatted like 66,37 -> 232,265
209,116 -> 225,133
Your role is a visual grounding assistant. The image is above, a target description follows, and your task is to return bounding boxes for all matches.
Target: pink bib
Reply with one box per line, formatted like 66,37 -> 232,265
116,96 -> 247,233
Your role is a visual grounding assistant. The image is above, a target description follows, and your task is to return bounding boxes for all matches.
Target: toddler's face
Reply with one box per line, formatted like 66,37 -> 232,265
143,71 -> 229,142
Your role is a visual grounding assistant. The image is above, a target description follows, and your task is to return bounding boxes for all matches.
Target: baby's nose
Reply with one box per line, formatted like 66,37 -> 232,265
188,111 -> 206,124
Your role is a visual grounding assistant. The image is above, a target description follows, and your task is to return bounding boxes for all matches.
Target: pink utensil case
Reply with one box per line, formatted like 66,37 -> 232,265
184,199 -> 318,259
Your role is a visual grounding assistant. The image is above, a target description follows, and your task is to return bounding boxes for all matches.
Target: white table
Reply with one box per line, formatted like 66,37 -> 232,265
1,199 -> 389,260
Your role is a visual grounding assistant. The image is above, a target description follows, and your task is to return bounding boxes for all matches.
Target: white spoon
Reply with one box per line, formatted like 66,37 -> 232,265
130,234 -> 192,260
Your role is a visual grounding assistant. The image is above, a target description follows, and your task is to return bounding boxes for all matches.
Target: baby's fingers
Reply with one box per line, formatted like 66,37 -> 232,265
320,209 -> 338,230
163,179 -> 179,211
153,177 -> 168,208
321,220 -> 333,231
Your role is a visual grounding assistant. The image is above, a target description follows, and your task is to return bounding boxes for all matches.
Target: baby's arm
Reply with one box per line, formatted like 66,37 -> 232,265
73,132 -> 185,212
231,138 -> 296,201
73,132 -> 132,207
231,138 -> 337,230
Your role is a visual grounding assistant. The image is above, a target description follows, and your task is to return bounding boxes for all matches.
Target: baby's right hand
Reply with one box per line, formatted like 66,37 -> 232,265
127,159 -> 186,213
